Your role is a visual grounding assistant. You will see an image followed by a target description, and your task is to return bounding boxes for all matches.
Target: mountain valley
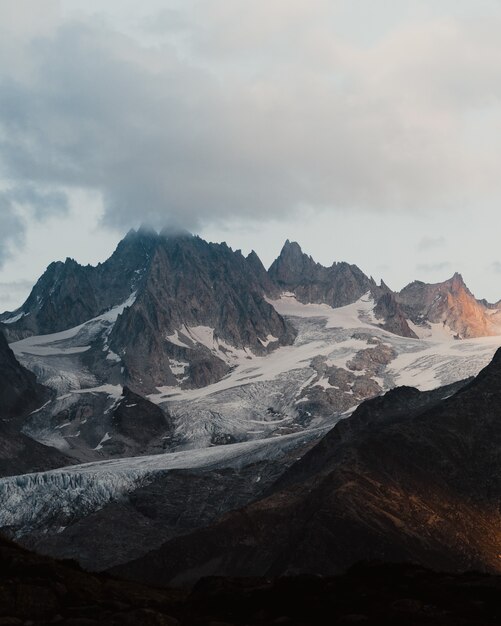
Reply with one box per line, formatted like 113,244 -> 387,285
2,229 -> 501,589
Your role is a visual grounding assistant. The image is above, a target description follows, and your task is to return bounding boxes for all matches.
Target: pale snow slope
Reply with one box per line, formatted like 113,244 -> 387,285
146,293 -> 501,446
11,292 -> 136,358
10,294 -> 136,394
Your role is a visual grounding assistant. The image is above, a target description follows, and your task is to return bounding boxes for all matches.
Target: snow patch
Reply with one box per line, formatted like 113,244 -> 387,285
259,334 -> 279,347
94,432 -> 112,451
2,311 -> 27,324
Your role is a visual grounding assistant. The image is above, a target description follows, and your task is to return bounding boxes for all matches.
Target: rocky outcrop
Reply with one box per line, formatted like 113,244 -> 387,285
0,330 -> 72,476
23,386 -> 174,463
0,421 -> 72,478
373,290 -> 418,338
268,241 -> 418,339
268,240 -> 375,308
398,272 -> 501,338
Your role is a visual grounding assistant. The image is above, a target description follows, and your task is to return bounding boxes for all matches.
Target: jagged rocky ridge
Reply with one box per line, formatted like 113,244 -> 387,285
2,230 -> 295,394
268,239 -> 375,308
2,230 -> 501,464
108,233 -> 295,392
110,348 -> 501,585
0,228 -> 158,341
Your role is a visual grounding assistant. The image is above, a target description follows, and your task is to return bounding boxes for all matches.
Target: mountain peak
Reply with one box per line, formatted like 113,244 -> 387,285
280,239 -> 304,257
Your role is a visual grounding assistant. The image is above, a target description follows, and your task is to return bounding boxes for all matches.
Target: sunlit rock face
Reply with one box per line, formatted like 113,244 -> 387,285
398,272 -> 501,338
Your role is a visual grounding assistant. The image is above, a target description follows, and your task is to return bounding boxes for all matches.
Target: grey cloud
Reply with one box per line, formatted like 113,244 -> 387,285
416,262 -> 452,272
418,236 -> 446,251
0,186 -> 68,265
1,10 -> 501,241
0,279 -> 34,309
491,261 -> 501,274
0,208 -> 24,265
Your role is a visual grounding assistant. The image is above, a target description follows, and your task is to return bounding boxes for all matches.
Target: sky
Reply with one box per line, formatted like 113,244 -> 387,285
2,1 -> 501,309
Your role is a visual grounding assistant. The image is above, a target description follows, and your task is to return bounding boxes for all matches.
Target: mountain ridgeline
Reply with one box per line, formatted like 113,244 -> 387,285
4,229 -> 501,597
2,229 -> 501,394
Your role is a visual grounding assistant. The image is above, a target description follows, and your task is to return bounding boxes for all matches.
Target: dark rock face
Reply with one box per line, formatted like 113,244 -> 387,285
0,330 -> 50,420
373,291 -> 418,339
112,387 -> 173,445
268,240 -> 375,308
0,421 -> 72,478
110,235 -> 295,392
0,330 -> 71,476
398,272 -> 501,338
110,350 -> 501,585
23,386 -> 174,463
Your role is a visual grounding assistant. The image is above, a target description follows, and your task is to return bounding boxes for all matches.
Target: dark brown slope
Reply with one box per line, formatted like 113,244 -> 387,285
111,348 -> 501,585
0,421 -> 72,478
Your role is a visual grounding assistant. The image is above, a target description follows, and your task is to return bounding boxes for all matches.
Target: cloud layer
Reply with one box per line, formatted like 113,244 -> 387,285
2,1 -> 501,257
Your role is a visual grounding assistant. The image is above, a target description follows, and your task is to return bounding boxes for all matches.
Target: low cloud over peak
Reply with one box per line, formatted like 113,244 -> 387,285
2,3 -> 501,253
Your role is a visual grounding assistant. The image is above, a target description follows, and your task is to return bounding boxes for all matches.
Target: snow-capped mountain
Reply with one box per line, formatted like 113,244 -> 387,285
3,229 -> 501,577
2,229 -> 501,463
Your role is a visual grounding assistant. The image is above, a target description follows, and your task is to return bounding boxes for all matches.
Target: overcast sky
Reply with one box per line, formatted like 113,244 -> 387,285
2,0 -> 501,309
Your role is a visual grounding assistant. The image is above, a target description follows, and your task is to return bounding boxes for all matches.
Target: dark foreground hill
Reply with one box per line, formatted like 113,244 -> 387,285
4,532 -> 501,625
111,347 -> 501,586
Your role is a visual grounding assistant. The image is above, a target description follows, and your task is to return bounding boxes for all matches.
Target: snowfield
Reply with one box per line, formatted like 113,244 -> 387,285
10,292 -> 501,450
2,291 -> 501,538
